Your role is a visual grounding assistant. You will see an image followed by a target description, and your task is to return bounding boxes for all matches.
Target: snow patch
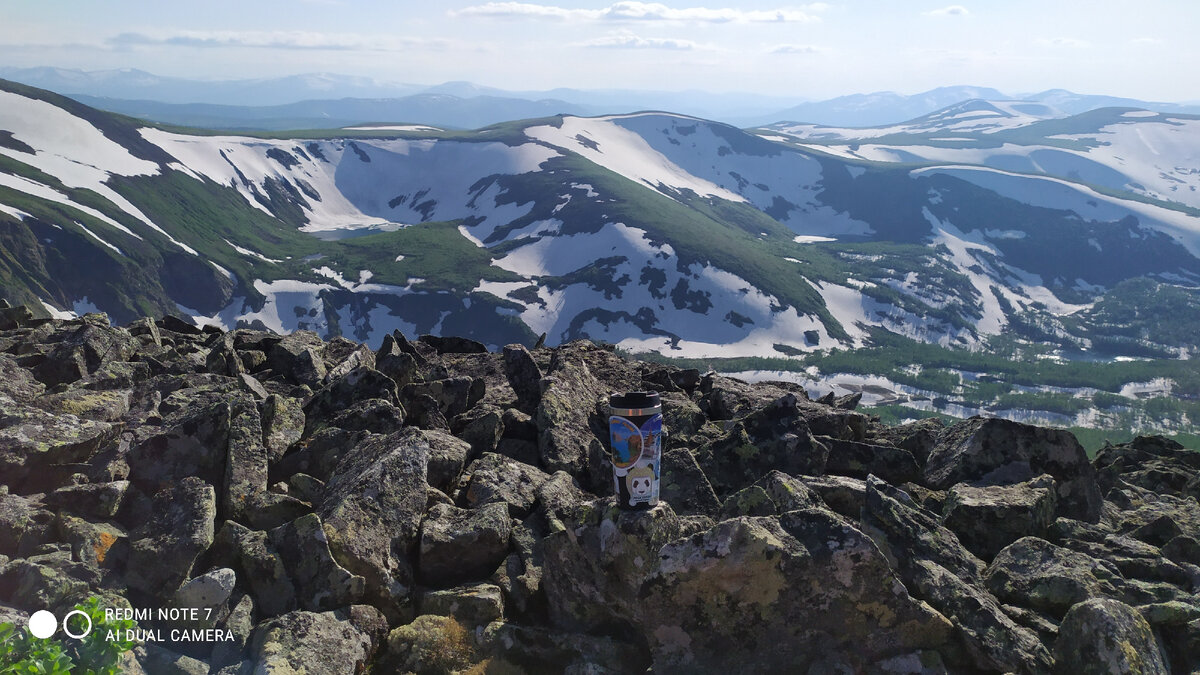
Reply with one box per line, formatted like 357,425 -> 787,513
74,222 -> 124,256
794,235 -> 837,243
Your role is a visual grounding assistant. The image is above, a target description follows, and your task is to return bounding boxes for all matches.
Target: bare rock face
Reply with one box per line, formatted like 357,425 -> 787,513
2,307 -> 1199,673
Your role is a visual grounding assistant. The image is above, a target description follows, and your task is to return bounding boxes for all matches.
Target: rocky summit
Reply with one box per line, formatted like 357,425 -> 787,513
0,306 -> 1198,674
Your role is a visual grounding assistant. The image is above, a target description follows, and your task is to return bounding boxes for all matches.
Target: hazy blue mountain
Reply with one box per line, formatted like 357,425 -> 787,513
68,93 -> 594,131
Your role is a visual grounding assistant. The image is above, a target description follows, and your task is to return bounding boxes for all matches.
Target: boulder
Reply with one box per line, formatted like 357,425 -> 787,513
420,583 -> 505,626
268,513 -> 365,611
718,485 -> 777,519
0,353 -> 44,403
542,500 -> 682,632
822,436 -> 920,484
797,474 -> 867,521
1053,598 -> 1168,674
125,477 -> 217,599
464,453 -> 552,518
304,366 -> 400,434
754,470 -> 825,513
923,417 -> 1102,523
0,395 -> 115,493
401,376 -> 484,419
658,448 -> 721,517
861,477 -> 1053,673
477,622 -> 649,674
503,343 -> 543,409
693,394 -> 828,496
984,536 -> 1126,617
382,614 -> 477,674
266,331 -> 326,387
127,399 -> 231,492
325,398 -> 406,435
0,493 -> 56,556
224,398 -> 269,524
419,502 -> 512,587
318,431 -> 429,619
259,394 -> 304,463
536,353 -> 606,486
420,334 -> 487,354
941,475 -> 1058,561
248,605 -> 387,675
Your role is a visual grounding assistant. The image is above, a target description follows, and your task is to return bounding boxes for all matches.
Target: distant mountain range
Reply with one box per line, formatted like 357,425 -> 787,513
5,67 -> 1200,130
3,77 -> 1199,363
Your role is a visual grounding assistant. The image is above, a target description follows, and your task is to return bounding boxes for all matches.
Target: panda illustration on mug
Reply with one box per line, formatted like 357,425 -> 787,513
626,464 -> 655,506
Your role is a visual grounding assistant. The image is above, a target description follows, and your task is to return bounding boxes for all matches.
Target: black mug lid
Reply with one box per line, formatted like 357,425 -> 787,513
609,391 -> 660,409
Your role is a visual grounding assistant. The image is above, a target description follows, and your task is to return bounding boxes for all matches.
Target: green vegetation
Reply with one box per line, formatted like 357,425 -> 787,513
0,597 -> 137,674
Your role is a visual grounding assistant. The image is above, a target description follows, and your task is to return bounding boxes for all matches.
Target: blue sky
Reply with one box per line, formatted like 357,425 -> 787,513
2,1 -> 1197,100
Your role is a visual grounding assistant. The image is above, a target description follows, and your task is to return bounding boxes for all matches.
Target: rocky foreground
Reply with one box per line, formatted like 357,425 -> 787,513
0,304 -> 1198,674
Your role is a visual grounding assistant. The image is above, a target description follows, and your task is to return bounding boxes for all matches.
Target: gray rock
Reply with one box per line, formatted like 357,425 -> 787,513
0,395 -> 115,492
419,502 -> 512,587
503,343 -> 543,409
862,477 -> 1052,673
754,470 -> 825,513
658,448 -> 721,517
799,474 -> 868,522
135,643 -> 209,675
0,353 -> 44,403
464,453 -> 552,518
823,436 -> 920,485
33,388 -> 131,422
259,393 -> 304,463
0,492 -> 56,556
56,514 -> 129,569
326,397 -> 406,435
941,474 -> 1058,561
173,567 -> 236,615
127,400 -> 231,491
718,485 -> 777,519
924,417 -> 1102,523
422,429 -> 473,493
0,558 -> 89,612
304,366 -> 400,434
985,536 -> 1126,617
224,398 -> 269,524
421,583 -> 504,626
210,593 -> 254,671
402,376 -> 484,419
236,372 -> 268,400
1053,598 -> 1168,674
536,353 -> 606,485
267,331 -> 327,387
383,614 -> 477,674
126,477 -> 216,599
248,606 -> 387,675
268,513 -> 365,611
694,394 -> 828,496
319,431 -> 429,619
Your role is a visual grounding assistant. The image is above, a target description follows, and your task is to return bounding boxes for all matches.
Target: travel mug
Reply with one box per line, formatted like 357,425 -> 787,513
608,391 -> 662,510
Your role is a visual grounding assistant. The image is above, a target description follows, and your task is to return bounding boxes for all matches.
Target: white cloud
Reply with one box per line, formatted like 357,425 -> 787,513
924,5 -> 969,17
1131,37 -> 1164,45
106,30 -> 446,52
453,2 -> 823,23
580,31 -> 700,49
771,44 -> 825,55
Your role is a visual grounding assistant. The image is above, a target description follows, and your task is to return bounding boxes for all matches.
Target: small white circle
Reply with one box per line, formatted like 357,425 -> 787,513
62,610 -> 92,639
28,610 -> 56,639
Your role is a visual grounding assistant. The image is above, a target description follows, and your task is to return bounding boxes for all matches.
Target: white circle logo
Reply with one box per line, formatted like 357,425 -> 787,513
28,610 -> 56,639
62,610 -> 92,639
